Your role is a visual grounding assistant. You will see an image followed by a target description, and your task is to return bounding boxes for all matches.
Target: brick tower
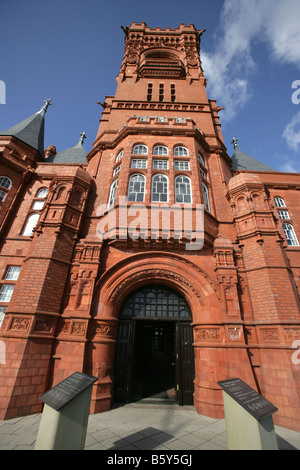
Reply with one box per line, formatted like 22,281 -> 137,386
0,23 -> 300,431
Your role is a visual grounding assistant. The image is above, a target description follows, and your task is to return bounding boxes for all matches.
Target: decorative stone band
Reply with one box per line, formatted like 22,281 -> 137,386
193,324 -> 300,347
55,318 -> 117,342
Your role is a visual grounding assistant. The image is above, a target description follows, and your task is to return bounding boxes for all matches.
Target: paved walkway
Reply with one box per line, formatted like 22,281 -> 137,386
0,402 -> 300,450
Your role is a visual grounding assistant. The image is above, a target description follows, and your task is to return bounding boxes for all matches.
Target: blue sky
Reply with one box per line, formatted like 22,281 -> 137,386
1,0 -> 300,172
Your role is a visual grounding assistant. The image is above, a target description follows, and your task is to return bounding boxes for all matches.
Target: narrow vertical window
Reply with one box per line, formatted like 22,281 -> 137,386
22,213 -> 40,236
5,266 -> 21,280
202,183 -> 210,212
159,83 -> 164,102
147,83 -> 153,102
0,307 -> 6,327
171,84 -> 176,102
274,197 -> 285,208
175,176 -> 192,203
128,174 -> 145,202
152,175 -> 168,202
0,176 -> 12,202
283,223 -> 299,246
108,179 -> 119,208
0,284 -> 14,302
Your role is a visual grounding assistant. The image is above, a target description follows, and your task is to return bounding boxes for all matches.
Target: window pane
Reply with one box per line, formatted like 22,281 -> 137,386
116,150 -> 123,162
174,146 -> 188,156
274,197 -> 285,208
5,266 -> 21,280
153,160 -> 168,170
283,223 -> 299,246
175,176 -> 192,203
113,164 -> 121,176
133,145 -> 148,155
174,160 -> 190,171
0,285 -> 14,302
152,175 -> 168,202
108,179 -> 118,207
32,200 -> 44,210
131,159 -> 147,169
0,306 -> 6,327
22,213 -> 40,236
128,175 -> 145,202
0,190 -> 6,202
278,210 -> 289,220
153,146 -> 168,155
0,177 -> 12,189
37,188 -> 48,198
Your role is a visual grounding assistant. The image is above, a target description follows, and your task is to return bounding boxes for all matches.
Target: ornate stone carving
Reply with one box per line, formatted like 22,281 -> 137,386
283,328 -> 300,342
94,322 -> 116,338
227,326 -> 242,341
260,328 -> 280,342
109,269 -> 204,305
194,328 -> 221,341
34,317 -> 55,333
71,322 -> 86,336
10,317 -> 31,331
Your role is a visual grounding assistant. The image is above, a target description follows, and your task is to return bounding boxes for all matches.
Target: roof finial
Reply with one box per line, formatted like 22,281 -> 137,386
41,99 -> 52,113
79,132 -> 86,145
231,137 -> 239,149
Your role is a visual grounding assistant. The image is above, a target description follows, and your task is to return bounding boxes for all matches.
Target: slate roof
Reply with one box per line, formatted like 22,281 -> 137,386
0,107 -> 46,158
231,145 -> 276,172
46,140 -> 87,164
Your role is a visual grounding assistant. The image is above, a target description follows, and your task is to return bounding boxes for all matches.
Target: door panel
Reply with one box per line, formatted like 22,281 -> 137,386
114,320 -> 133,402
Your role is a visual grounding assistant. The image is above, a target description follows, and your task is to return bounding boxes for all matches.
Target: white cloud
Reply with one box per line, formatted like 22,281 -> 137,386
202,0 -> 300,123
282,110 -> 300,153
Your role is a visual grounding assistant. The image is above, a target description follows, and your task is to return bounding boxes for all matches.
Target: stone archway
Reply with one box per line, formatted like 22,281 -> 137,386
114,284 -> 195,406
88,252 -> 222,415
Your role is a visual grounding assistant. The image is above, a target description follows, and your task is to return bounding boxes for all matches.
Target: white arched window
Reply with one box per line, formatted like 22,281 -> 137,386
174,146 -> 189,157
22,213 -> 40,236
202,183 -> 210,212
32,187 -> 49,210
274,197 -> 286,208
116,150 -> 124,162
0,176 -> 12,202
132,144 -> 148,155
152,174 -> 168,202
283,223 -> 299,246
153,145 -> 168,156
108,179 -> 119,208
36,188 -> 48,198
175,176 -> 192,203
128,174 -> 145,202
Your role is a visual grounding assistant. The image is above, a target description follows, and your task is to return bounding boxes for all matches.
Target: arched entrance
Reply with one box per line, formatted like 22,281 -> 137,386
114,285 -> 195,406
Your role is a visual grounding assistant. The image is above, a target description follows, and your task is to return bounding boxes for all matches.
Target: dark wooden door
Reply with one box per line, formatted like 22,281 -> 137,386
114,285 -> 194,405
114,319 -> 134,402
176,322 -> 195,405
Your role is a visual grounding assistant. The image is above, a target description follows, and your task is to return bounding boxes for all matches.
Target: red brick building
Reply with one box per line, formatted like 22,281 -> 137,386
0,22 -> 300,431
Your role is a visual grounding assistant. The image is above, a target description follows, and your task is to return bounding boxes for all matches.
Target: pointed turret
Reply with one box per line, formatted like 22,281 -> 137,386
46,132 -> 87,164
0,99 -> 51,159
231,137 -> 275,172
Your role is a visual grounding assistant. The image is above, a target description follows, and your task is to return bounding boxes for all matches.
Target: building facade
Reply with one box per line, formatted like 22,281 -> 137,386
0,22 -> 300,431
